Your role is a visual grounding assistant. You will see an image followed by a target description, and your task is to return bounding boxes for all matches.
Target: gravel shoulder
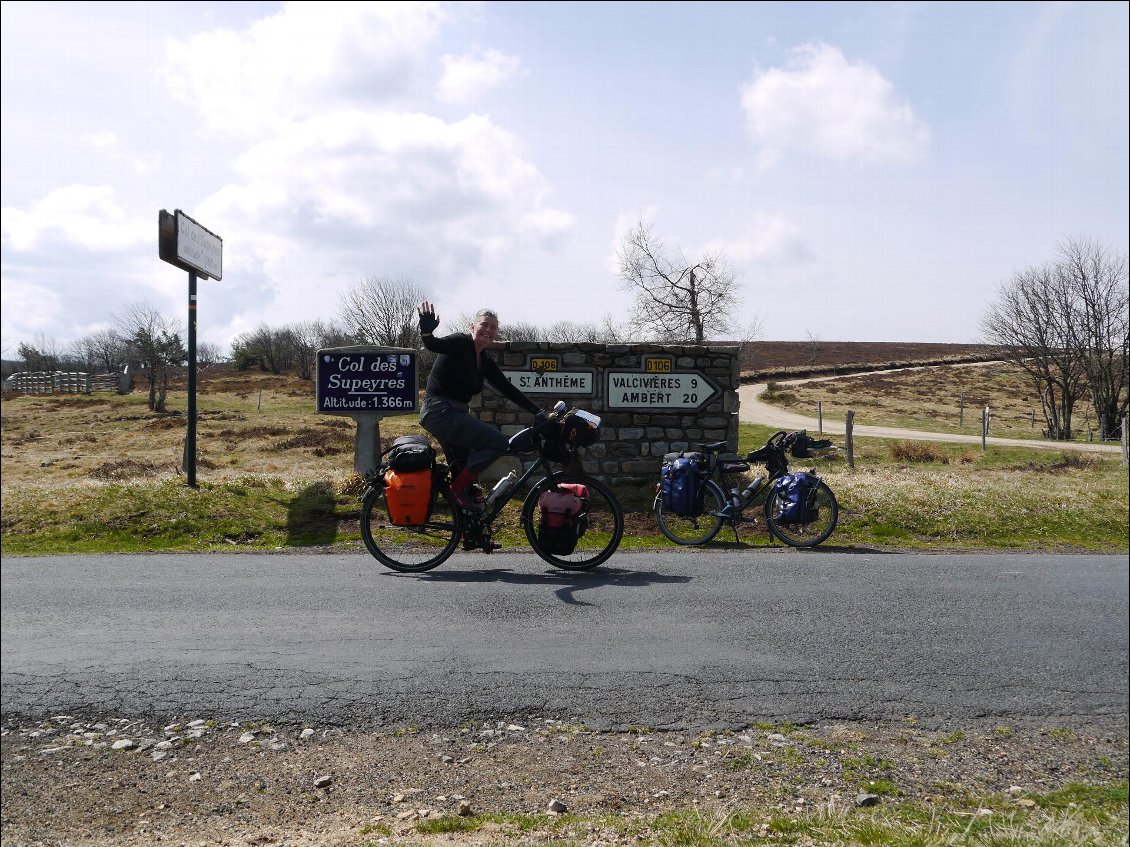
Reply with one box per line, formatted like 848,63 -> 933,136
3,712 -> 1126,846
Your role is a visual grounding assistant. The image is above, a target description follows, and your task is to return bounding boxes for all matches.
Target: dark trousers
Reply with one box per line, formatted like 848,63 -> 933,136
419,394 -> 508,475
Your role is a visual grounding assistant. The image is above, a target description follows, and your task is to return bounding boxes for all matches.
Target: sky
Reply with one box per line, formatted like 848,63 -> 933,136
2,1 -> 1127,357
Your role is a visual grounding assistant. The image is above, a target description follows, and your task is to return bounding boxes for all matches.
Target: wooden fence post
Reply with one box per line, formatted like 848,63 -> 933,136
959,391 -> 964,428
1122,413 -> 1128,467
981,406 -> 989,451
846,410 -> 855,469
818,401 -> 823,434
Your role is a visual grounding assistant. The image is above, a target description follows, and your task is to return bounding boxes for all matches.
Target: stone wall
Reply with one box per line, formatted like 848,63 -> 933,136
472,342 -> 739,483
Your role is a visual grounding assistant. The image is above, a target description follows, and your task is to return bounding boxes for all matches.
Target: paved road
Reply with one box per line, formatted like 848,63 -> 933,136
2,551 -> 1126,730
738,374 -> 1123,454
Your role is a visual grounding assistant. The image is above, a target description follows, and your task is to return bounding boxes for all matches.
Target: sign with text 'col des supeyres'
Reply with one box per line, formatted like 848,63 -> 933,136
316,347 -> 417,415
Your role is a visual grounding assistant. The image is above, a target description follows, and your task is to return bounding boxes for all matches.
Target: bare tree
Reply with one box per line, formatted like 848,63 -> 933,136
1058,238 -> 1129,440
806,330 -> 821,366
88,329 -> 129,373
114,302 -> 186,412
338,276 -> 429,348
196,342 -> 225,369
16,333 -> 61,372
499,320 -> 541,342
67,336 -> 98,372
617,219 -> 740,344
288,319 -> 353,380
981,262 -> 1088,440
230,324 -> 296,374
735,317 -> 765,373
545,321 -> 592,343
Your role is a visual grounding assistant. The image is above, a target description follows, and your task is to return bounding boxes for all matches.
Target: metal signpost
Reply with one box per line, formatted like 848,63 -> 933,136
316,347 -> 418,475
158,209 -> 222,488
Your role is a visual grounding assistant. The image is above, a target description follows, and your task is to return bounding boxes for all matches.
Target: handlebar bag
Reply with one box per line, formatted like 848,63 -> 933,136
660,455 -> 705,517
555,409 -> 601,447
383,468 -> 433,526
537,483 -> 589,554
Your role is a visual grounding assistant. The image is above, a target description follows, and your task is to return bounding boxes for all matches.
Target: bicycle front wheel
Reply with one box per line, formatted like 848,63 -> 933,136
521,474 -> 623,571
654,479 -> 726,545
765,478 -> 838,548
360,483 -> 462,572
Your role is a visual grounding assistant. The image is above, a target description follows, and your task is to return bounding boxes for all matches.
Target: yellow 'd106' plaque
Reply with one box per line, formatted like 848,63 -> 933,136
531,357 -> 559,372
644,356 -> 673,373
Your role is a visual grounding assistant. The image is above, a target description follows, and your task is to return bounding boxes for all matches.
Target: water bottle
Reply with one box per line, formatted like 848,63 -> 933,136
486,471 -> 518,509
729,488 -> 742,509
744,475 -> 767,500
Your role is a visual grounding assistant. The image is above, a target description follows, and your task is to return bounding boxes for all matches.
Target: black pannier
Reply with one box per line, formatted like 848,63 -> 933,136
385,435 -> 435,472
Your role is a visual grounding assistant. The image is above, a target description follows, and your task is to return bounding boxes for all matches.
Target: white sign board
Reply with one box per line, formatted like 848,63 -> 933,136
503,370 -> 594,395
175,210 -> 223,280
605,371 -> 719,410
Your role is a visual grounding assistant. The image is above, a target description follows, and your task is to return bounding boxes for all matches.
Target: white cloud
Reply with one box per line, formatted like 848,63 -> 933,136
436,47 -> 523,103
1,185 -> 150,252
161,1 -> 449,135
704,213 -> 811,264
85,132 -> 119,149
0,277 -> 63,345
178,108 -> 573,336
741,42 -> 929,168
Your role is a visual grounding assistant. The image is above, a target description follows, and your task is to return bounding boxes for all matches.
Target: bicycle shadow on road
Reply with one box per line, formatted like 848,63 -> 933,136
389,566 -> 692,606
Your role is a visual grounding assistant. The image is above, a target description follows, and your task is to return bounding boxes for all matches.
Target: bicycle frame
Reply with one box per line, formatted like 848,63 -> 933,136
472,444 -> 561,526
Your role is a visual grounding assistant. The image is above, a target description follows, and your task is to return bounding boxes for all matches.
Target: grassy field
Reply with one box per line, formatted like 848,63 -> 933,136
760,360 -> 1120,442
1,359 -> 1126,556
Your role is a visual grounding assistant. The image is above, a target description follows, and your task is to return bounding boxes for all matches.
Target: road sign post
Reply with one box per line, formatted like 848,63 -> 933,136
159,209 -> 222,488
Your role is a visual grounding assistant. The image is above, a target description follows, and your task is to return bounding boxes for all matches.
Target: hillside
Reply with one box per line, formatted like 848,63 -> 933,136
737,341 -> 998,379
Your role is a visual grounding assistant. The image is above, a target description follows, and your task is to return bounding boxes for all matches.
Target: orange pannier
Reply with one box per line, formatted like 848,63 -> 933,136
383,468 -> 432,526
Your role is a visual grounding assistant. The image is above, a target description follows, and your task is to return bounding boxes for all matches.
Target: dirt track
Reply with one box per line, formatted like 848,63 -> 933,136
738,368 -> 1123,455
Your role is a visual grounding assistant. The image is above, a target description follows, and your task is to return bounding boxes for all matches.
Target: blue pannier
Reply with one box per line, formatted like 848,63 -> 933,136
660,453 -> 705,517
773,472 -> 816,523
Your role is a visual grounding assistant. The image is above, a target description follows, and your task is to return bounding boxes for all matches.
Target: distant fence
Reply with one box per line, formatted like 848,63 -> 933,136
2,370 -> 128,395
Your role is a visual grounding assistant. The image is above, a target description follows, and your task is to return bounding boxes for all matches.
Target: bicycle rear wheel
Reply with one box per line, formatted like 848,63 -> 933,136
765,478 -> 838,548
521,474 -> 623,570
360,483 -> 462,572
654,479 -> 726,545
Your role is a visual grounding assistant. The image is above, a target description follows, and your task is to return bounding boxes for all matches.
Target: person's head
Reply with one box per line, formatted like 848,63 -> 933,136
470,308 -> 500,345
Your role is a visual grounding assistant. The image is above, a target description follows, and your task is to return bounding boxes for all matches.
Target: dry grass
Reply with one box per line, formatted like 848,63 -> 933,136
0,369 -> 419,489
768,361 -> 1121,442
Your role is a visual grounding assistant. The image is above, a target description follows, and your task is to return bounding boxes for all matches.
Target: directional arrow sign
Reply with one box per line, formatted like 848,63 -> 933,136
605,371 -> 720,410
502,370 -> 595,395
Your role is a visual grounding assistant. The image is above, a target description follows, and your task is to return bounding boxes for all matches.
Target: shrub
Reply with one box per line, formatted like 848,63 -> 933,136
889,441 -> 948,463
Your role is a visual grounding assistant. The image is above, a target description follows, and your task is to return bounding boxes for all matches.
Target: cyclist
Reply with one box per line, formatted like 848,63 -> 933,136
417,301 -> 542,512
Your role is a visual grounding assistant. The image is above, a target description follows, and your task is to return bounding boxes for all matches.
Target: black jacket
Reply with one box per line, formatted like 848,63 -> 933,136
422,333 -> 538,413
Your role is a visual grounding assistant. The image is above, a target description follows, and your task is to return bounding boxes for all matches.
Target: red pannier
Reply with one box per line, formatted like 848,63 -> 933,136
536,483 -> 589,554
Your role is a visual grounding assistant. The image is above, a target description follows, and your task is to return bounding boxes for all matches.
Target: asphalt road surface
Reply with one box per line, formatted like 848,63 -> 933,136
2,550 -> 1126,730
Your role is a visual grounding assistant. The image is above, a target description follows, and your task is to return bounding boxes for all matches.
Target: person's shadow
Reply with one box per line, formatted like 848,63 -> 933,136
387,565 -> 691,606
284,482 -> 339,547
